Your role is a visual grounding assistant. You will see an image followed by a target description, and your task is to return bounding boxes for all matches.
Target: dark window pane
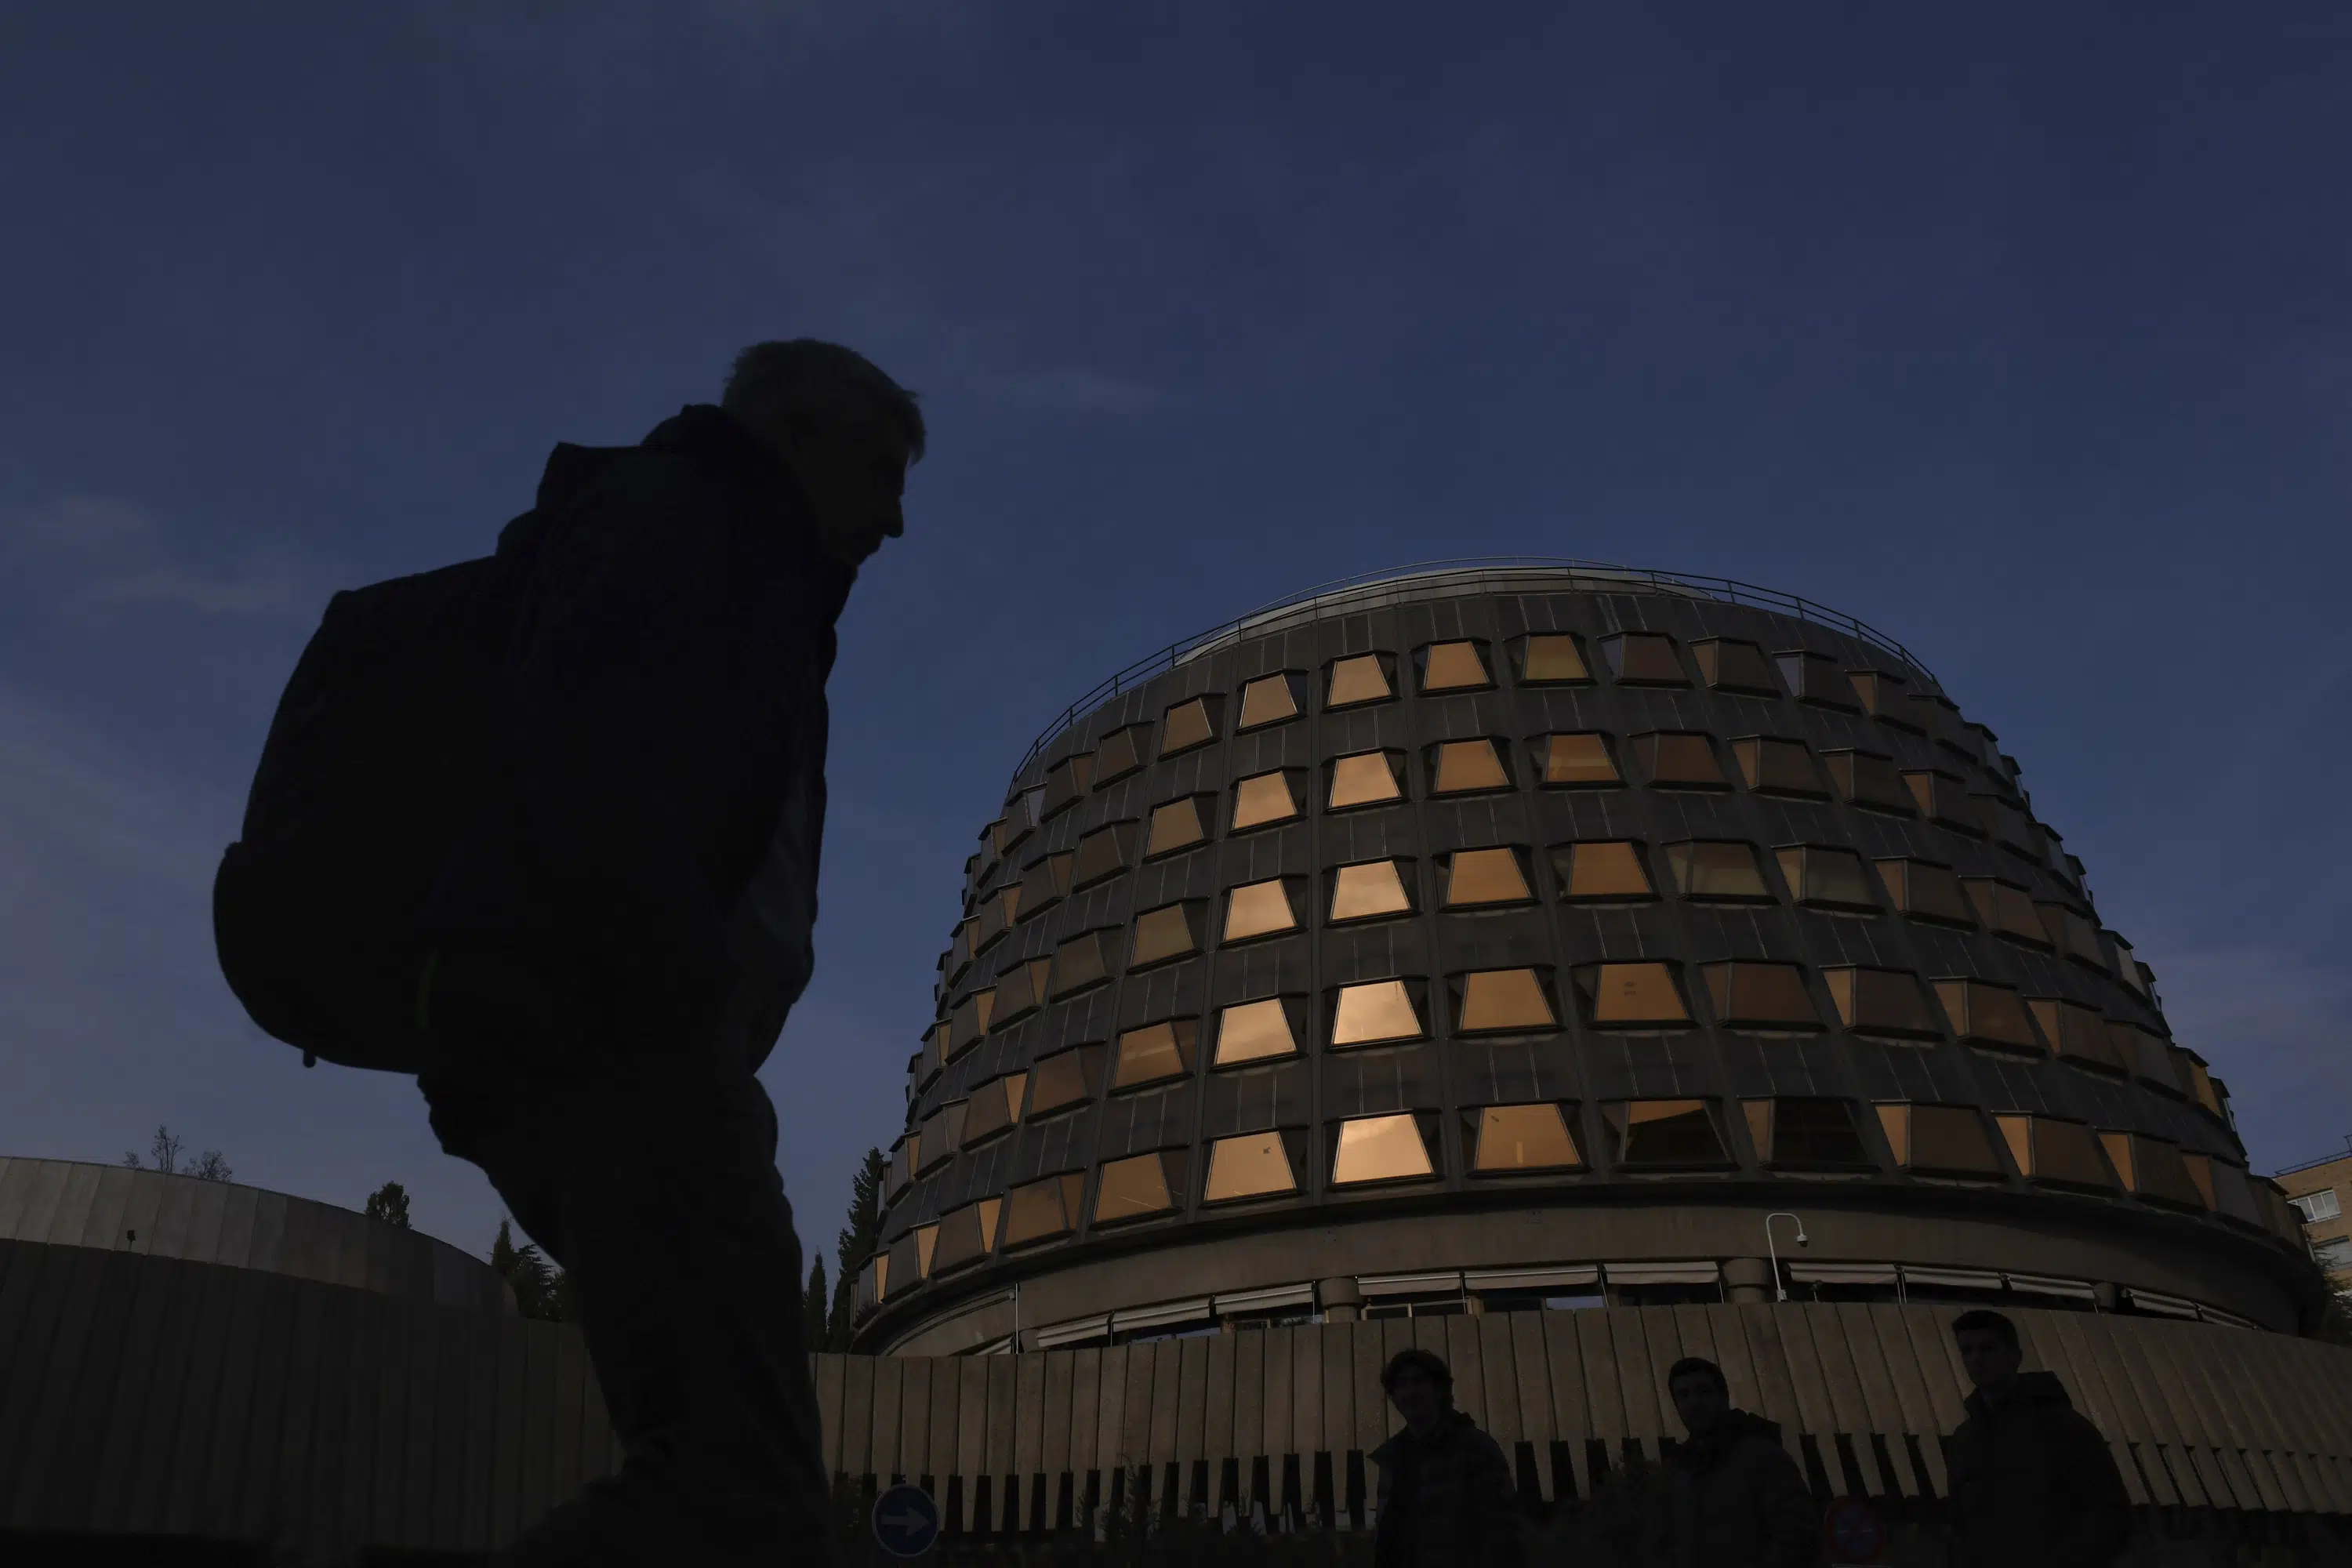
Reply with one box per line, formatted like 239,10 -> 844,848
1601,632 -> 1686,685
1540,732 -> 1620,786
1693,638 -> 1777,694
1610,1100 -> 1728,1166
1665,841 -> 1770,901
1631,733 -> 1726,788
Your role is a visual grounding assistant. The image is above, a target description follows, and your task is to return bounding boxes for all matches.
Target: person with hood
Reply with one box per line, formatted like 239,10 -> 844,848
1947,1309 -> 2132,1568
1662,1356 -> 1816,1568
1371,1348 -> 1519,1568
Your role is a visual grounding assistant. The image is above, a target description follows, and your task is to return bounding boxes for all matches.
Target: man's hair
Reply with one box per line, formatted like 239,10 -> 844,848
721,339 -> 927,461
1951,1308 -> 2020,1349
1380,1347 -> 1454,1395
1666,1356 -> 1727,1396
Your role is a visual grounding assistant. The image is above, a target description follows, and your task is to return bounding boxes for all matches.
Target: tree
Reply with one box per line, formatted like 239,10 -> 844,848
804,1254 -> 829,1350
491,1218 -> 566,1321
825,1147 -> 887,1351
187,1150 -> 233,1182
122,1124 -> 227,1180
364,1181 -> 412,1227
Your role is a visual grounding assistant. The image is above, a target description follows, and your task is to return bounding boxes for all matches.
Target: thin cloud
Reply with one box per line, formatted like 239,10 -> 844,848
5,495 -> 314,620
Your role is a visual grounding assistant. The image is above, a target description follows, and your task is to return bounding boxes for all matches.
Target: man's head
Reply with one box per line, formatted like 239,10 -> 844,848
1381,1347 -> 1453,1433
1666,1356 -> 1730,1437
720,339 -> 926,566
1951,1309 -> 2024,1395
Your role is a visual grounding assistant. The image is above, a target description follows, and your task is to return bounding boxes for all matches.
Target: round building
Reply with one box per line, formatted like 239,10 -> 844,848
856,563 -> 2318,1355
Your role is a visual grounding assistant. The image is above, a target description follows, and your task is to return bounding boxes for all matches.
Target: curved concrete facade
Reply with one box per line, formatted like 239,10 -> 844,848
862,564 -> 2319,1354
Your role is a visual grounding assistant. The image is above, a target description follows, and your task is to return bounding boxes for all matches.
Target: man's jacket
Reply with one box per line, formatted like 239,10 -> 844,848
419,405 -> 852,1099
1664,1409 -> 1816,1568
1371,1406 -> 1518,1568
1947,1371 -> 2132,1568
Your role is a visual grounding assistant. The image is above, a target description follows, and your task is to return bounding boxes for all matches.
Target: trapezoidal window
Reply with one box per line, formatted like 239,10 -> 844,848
1875,858 -> 1975,926
1329,979 -> 1425,1047
1091,724 -> 1152,785
1329,859 -> 1414,924
1744,1098 -> 1871,1168
1428,738 -> 1512,796
1699,961 -> 1819,1029
1693,637 -> 1778,695
1996,1115 -> 2117,1190
1203,1131 -> 1298,1203
990,958 -> 1051,1026
1573,963 -> 1690,1027
1112,1018 -> 1196,1091
2100,1134 -> 2206,1210
1000,1172 -> 1086,1250
1236,672 -> 1305,731
1443,847 -> 1533,908
1142,797 -> 1210,861
1629,732 -> 1727,789
1933,979 -> 2042,1054
1875,1103 -> 2002,1177
1040,754 -> 1094,820
1231,770 -> 1303,833
2037,903 -> 2108,971
1775,651 -> 1860,710
1330,1114 -> 1436,1186
1327,750 -> 1405,811
1130,902 -> 1204,969
1822,750 -> 1915,814
1417,640 -> 1494,693
2028,998 -> 2128,1076
1600,632 -> 1687,686
1776,846 -> 1877,911
1821,967 -> 1938,1038
946,989 -> 994,1058
1550,840 -> 1655,902
1537,732 -> 1621,787
1026,1044 -> 1104,1117
1222,878 -> 1300,945
1159,695 -> 1221,758
1093,1150 -> 1181,1225
1606,1100 -> 1730,1167
1049,931 -> 1115,997
1964,879 -> 2049,946
1326,654 -> 1394,710
1471,1103 -> 1584,1173
1512,633 -> 1592,685
960,1073 -> 1027,1147
1017,855 -> 1074,920
1847,670 -> 1914,728
1905,770 -> 1983,833
927,1199 -> 1001,1275
1454,968 -> 1557,1033
1731,738 -> 1827,799
1665,841 -> 1772,902
1214,997 -> 1300,1066
1073,820 -> 1140,887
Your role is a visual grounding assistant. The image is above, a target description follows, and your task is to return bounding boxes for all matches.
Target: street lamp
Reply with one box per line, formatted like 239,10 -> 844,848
1764,1213 -> 1809,1303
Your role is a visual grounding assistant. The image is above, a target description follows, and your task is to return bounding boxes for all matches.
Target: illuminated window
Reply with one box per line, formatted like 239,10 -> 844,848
1512,633 -> 1592,685
1329,859 -> 1414,923
1112,1018 -> 1197,1090
1904,771 -> 1982,833
1027,1044 -> 1103,1116
1330,1114 -> 1436,1185
1693,638 -> 1778,695
883,1224 -> 939,1295
1995,1115 -> 2117,1189
1094,1150 -> 1181,1225
1203,1131 -> 1298,1203
1222,879 -> 1300,945
1455,969 -> 1557,1033
1822,967 -> 1938,1037
1470,1103 -> 1584,1172
960,1073 -> 1027,1146
1774,651 -> 1859,710
1428,739 -> 1512,795
1875,1103 -> 2002,1176
1699,962 -> 1818,1029
1231,769 -> 1303,832
2028,999 -> 2127,1075
927,1199 -> 1001,1274
1537,732 -> 1621,787
1418,641 -> 1494,692
1606,1100 -> 1729,1167
1629,733 -> 1727,789
1443,847 -> 1533,907
1131,902 -> 1203,969
1744,1098 -> 1869,1167
1599,632 -> 1686,686
1049,931 -> 1115,997
1236,673 -> 1304,731
1142,797 -> 1210,861
1665,841 -> 1772,902
1933,979 -> 2041,1053
1847,670 -> 1913,727
1775,846 -> 1876,910
974,886 -> 1022,951
1327,751 -> 1405,811
1550,840 -> 1655,901
1963,879 -> 2048,946
1330,979 -> 1424,1047
1875,858 -> 1976,926
990,958 -> 1052,1026
1326,654 -> 1394,710
2178,1052 -> 2225,1119
1073,821 -> 1140,887
1091,724 -> 1151,786
1822,750 -> 1914,814
1017,853 -> 1074,919
2100,1134 -> 2207,1210
1573,963 -> 1690,1026
946,989 -> 995,1058
1731,738 -> 1826,798
1000,1172 -> 1086,1250
1214,997 -> 1300,1065
1160,695 -> 1220,757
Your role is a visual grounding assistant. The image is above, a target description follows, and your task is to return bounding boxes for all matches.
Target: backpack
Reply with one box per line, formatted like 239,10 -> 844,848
212,546 -> 532,1071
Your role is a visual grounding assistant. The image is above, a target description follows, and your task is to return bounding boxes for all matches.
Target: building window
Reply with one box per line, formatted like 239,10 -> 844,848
1536,731 -> 1621,787
927,1200 -> 1002,1275
1112,1019 -> 1197,1091
2314,1237 -> 2352,1272
1040,754 -> 1094,820
1512,633 -> 1592,685
2101,1134 -> 2209,1210
1222,879 -> 1300,945
1160,695 -> 1221,758
1094,1150 -> 1183,1225
1693,637 -> 1778,695
1905,770 -> 1983,833
2296,1189 -> 2343,1225
1823,750 -> 1915,815
1775,846 -> 1877,910
1428,738 -> 1512,796
1665,840 -> 1773,902
1599,632 -> 1687,686
1731,738 -> 1827,798
1329,859 -> 1415,923
1203,1131 -> 1300,1203
1933,978 -> 2041,1053
1822,967 -> 1938,1038
1629,732 -> 1727,789
1091,723 -> 1151,785
1236,673 -> 1304,731
1328,750 -> 1406,811
1330,1113 -> 1437,1185
1573,963 -> 1690,1026
1700,961 -> 1819,1029
1326,653 -> 1395,710
1017,853 -> 1075,919
1551,840 -> 1655,902
1443,847 -> 1534,907
1995,1115 -> 2118,1190
1130,902 -> 1204,969
1744,1098 -> 1871,1167
1470,1103 -> 1584,1172
1213,997 -> 1300,1067
1417,641 -> 1494,692
1330,979 -> 1425,1047
1606,1100 -> 1730,1167
1775,651 -> 1860,710
1454,968 -> 1558,1033
960,1073 -> 1027,1147
989,958 -> 1052,1027
1875,858 -> 1975,926
2037,903 -> 2107,970
1027,1044 -> 1104,1117
1142,797 -> 1210,861
1000,1172 -> 1085,1250
1876,1103 -> 2002,1176
1847,670 -> 1912,727
1073,820 -> 1140,887
946,989 -> 995,1058
1963,879 -> 2049,946
2028,999 -> 2127,1076
974,886 -> 1022,952
1232,769 -> 1304,832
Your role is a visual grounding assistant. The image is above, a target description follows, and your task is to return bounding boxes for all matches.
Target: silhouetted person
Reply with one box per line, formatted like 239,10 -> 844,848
414,340 -> 923,1564
1663,1356 -> 1816,1568
1371,1347 -> 1519,1568
1947,1309 -> 2131,1568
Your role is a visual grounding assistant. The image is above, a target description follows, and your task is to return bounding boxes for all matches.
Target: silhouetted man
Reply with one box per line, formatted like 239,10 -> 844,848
415,340 -> 923,1564
1663,1356 -> 1815,1568
1947,1309 -> 2132,1568
1371,1348 -> 1519,1568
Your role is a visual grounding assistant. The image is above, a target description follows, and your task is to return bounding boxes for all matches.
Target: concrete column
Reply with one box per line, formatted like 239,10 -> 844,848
1724,1256 -> 1773,1305
1319,1276 -> 1363,1323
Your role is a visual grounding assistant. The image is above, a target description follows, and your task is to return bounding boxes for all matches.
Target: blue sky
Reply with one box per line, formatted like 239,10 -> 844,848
3,4 -> 2348,1269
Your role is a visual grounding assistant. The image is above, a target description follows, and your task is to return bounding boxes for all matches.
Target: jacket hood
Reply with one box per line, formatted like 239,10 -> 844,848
1964,1369 -> 2073,1421
1370,1405 -> 1475,1466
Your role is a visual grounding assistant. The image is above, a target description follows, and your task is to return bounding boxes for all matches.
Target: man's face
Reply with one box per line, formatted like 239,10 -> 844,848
1669,1371 -> 1729,1437
1388,1367 -> 1443,1431
1955,1328 -> 2023,1392
780,415 -> 910,567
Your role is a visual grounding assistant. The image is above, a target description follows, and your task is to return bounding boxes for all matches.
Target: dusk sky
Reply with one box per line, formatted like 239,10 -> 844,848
3,4 -> 2347,1273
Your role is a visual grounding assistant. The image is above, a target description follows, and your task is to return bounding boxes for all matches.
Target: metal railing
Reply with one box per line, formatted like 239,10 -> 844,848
1010,557 -> 1936,779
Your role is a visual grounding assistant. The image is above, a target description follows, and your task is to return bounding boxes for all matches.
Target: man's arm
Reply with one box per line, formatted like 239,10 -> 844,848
1472,1432 -> 1521,1568
2049,1411 -> 2133,1565
1755,1439 -> 1820,1568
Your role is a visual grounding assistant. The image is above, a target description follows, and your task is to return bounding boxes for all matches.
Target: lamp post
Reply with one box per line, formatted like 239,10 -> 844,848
1764,1213 -> 1808,1303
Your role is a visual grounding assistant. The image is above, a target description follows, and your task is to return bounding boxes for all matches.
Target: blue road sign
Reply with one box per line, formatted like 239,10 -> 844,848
1823,1495 -> 1886,1564
872,1483 -> 941,1559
